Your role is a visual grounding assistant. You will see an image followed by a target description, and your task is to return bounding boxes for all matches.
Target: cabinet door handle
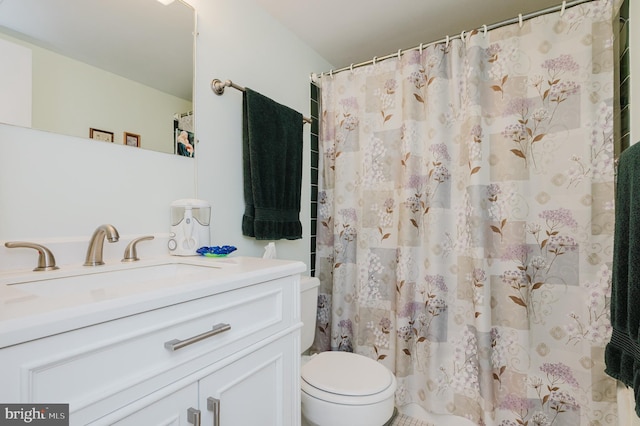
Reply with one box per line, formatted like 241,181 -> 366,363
187,407 -> 201,426
207,397 -> 221,426
164,323 -> 232,351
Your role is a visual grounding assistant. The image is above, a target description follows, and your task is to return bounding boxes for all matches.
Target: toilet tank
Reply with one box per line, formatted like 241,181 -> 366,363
300,276 -> 320,353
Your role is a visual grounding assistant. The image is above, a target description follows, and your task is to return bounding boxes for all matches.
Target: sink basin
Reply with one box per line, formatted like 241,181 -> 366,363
7,263 -> 220,297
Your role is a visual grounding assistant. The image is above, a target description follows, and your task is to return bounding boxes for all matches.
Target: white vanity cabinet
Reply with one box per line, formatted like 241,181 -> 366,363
0,257 -> 304,426
109,383 -> 197,426
110,334 -> 297,426
197,334 -> 297,426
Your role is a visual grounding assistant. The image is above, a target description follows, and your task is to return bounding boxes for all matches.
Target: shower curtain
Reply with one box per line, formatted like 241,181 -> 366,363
314,1 -> 621,424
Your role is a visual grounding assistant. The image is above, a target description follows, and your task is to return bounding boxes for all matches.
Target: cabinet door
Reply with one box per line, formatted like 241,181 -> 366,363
199,336 -> 298,426
108,382 -> 198,426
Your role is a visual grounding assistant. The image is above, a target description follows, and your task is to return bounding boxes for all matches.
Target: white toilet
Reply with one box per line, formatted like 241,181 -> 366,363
300,276 -> 397,426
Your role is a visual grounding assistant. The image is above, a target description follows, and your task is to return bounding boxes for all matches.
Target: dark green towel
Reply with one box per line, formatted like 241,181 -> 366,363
605,142 -> 640,416
241,88 -> 303,240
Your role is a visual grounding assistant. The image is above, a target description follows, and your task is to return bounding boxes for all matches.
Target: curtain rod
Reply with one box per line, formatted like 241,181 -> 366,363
313,0 -> 595,80
211,78 -> 313,124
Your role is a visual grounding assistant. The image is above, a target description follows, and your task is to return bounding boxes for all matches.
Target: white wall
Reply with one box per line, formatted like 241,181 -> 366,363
0,124 -> 196,269
0,0 -> 330,272
190,0 -> 330,268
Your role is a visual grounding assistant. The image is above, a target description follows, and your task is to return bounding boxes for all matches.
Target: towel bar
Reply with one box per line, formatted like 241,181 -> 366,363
211,78 -> 312,124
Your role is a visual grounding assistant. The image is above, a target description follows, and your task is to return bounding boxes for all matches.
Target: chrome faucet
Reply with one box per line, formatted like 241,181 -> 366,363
84,224 -> 120,266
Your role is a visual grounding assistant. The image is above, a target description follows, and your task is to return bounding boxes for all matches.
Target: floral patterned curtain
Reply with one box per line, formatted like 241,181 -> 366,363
314,1 -> 621,424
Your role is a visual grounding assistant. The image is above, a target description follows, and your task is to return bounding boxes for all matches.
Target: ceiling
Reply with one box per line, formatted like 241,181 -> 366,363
254,0 -> 563,71
0,0 -> 569,97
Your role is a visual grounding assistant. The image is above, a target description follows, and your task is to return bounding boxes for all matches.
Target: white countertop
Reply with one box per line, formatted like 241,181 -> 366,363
0,256 -> 305,348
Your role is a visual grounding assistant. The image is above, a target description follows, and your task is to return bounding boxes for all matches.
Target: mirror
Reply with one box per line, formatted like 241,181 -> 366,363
0,0 -> 195,156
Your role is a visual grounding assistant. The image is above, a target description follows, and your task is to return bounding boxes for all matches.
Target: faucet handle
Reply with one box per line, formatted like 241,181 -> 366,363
5,241 -> 60,271
122,236 -> 155,262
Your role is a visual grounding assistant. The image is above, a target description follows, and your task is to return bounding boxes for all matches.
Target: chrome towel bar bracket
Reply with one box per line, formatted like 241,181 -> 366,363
211,78 -> 244,95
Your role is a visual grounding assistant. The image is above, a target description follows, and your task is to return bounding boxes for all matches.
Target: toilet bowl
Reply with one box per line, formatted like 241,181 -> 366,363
300,277 -> 397,426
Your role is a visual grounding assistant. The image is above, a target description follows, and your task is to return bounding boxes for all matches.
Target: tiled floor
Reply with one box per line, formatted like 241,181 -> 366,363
389,413 -> 434,426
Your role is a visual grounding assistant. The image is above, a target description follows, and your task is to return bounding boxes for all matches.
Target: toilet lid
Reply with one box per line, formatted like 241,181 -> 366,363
301,351 -> 393,396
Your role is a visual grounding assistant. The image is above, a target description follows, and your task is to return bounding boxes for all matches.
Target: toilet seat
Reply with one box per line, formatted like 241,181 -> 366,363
301,351 -> 396,405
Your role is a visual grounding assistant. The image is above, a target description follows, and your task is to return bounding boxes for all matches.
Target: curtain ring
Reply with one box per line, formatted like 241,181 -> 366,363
445,35 -> 449,48
518,13 -> 523,28
560,1 -> 566,16
483,24 -> 488,37
460,30 -> 465,44
397,49 -> 402,59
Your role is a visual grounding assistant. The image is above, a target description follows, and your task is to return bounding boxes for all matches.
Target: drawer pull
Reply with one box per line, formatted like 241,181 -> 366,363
187,407 -> 201,426
164,323 -> 231,351
207,397 -> 221,426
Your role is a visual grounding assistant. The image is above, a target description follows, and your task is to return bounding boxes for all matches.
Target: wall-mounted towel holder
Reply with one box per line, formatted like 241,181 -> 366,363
211,78 -> 312,124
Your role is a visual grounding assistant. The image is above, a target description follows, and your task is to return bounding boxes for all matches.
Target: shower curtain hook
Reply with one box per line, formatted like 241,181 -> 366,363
445,35 -> 449,48
560,1 -> 566,16
329,69 -> 333,79
518,13 -> 523,28
397,49 -> 402,59
350,63 -> 354,73
419,43 -> 424,54
460,30 -> 466,44
373,56 -> 377,65
483,24 -> 488,37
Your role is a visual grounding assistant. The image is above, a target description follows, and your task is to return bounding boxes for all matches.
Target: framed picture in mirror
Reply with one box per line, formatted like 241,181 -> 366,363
124,132 -> 140,148
175,128 -> 195,158
89,128 -> 114,142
